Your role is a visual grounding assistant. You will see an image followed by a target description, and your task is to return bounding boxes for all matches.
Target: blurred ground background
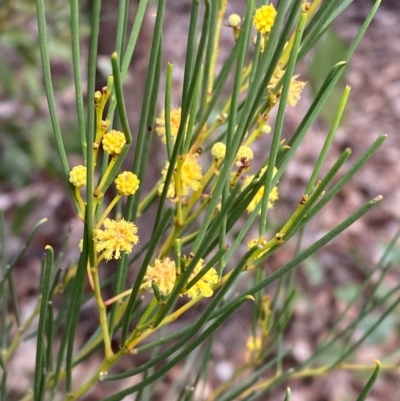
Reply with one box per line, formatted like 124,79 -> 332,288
1,0 -> 400,400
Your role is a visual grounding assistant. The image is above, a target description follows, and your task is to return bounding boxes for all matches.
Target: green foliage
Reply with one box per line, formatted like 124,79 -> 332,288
0,0 -> 85,187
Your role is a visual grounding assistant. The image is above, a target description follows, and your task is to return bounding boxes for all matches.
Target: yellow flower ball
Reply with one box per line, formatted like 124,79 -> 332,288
158,154 -> 203,199
144,257 -> 176,296
185,259 -> 219,299
228,13 -> 241,28
211,142 -> 226,160
268,66 -> 307,107
94,218 -> 139,261
236,145 -> 254,162
102,130 -> 126,155
115,171 -> 140,196
253,5 -> 277,34
69,165 -> 87,188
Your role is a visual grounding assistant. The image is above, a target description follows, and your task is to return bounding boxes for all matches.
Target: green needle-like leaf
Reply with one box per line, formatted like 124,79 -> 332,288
355,361 -> 382,401
33,246 -> 53,401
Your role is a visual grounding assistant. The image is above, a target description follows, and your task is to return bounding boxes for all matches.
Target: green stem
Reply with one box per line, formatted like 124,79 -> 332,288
96,194 -> 123,229
92,268 -> 113,359
94,155 -> 118,197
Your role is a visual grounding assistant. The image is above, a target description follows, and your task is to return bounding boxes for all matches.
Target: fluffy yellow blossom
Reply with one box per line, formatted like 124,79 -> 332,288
286,78 -> 306,106
158,154 -> 203,199
155,107 -> 182,143
94,218 -> 139,261
144,257 -> 176,296
144,257 -> 218,299
253,5 -> 277,34
185,259 -> 219,299
244,167 -> 279,214
115,171 -> 140,196
69,165 -> 87,187
102,130 -> 126,155
268,66 -> 306,107
211,142 -> 226,160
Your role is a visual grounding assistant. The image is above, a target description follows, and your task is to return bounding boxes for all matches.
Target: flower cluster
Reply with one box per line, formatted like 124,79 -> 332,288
115,172 -> 140,196
235,145 -> 254,164
155,107 -> 182,143
94,218 -> 139,261
228,13 -> 241,29
69,165 -> 87,188
159,153 -> 203,199
228,13 -> 242,40
268,66 -> 307,107
185,259 -> 219,299
253,4 -> 277,34
102,130 -> 126,155
144,257 -> 219,299
211,142 -> 226,160
144,257 -> 176,296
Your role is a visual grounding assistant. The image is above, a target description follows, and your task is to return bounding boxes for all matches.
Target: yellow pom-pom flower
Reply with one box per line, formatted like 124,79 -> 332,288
185,259 -> 219,299
144,257 -> 176,296
287,77 -> 307,107
244,167 -> 279,214
94,218 -> 139,261
144,257 -> 218,299
155,107 -> 182,143
235,145 -> 254,163
268,66 -> 307,107
253,5 -> 277,34
158,153 -> 203,199
102,130 -> 126,155
211,142 -> 226,160
115,171 -> 140,196
69,165 -> 87,187
228,13 -> 241,28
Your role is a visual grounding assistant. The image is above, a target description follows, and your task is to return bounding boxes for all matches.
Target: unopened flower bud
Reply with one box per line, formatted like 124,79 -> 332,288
228,13 -> 241,28
211,142 -> 226,160
236,145 -> 254,162
94,91 -> 102,105
262,125 -> 272,134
